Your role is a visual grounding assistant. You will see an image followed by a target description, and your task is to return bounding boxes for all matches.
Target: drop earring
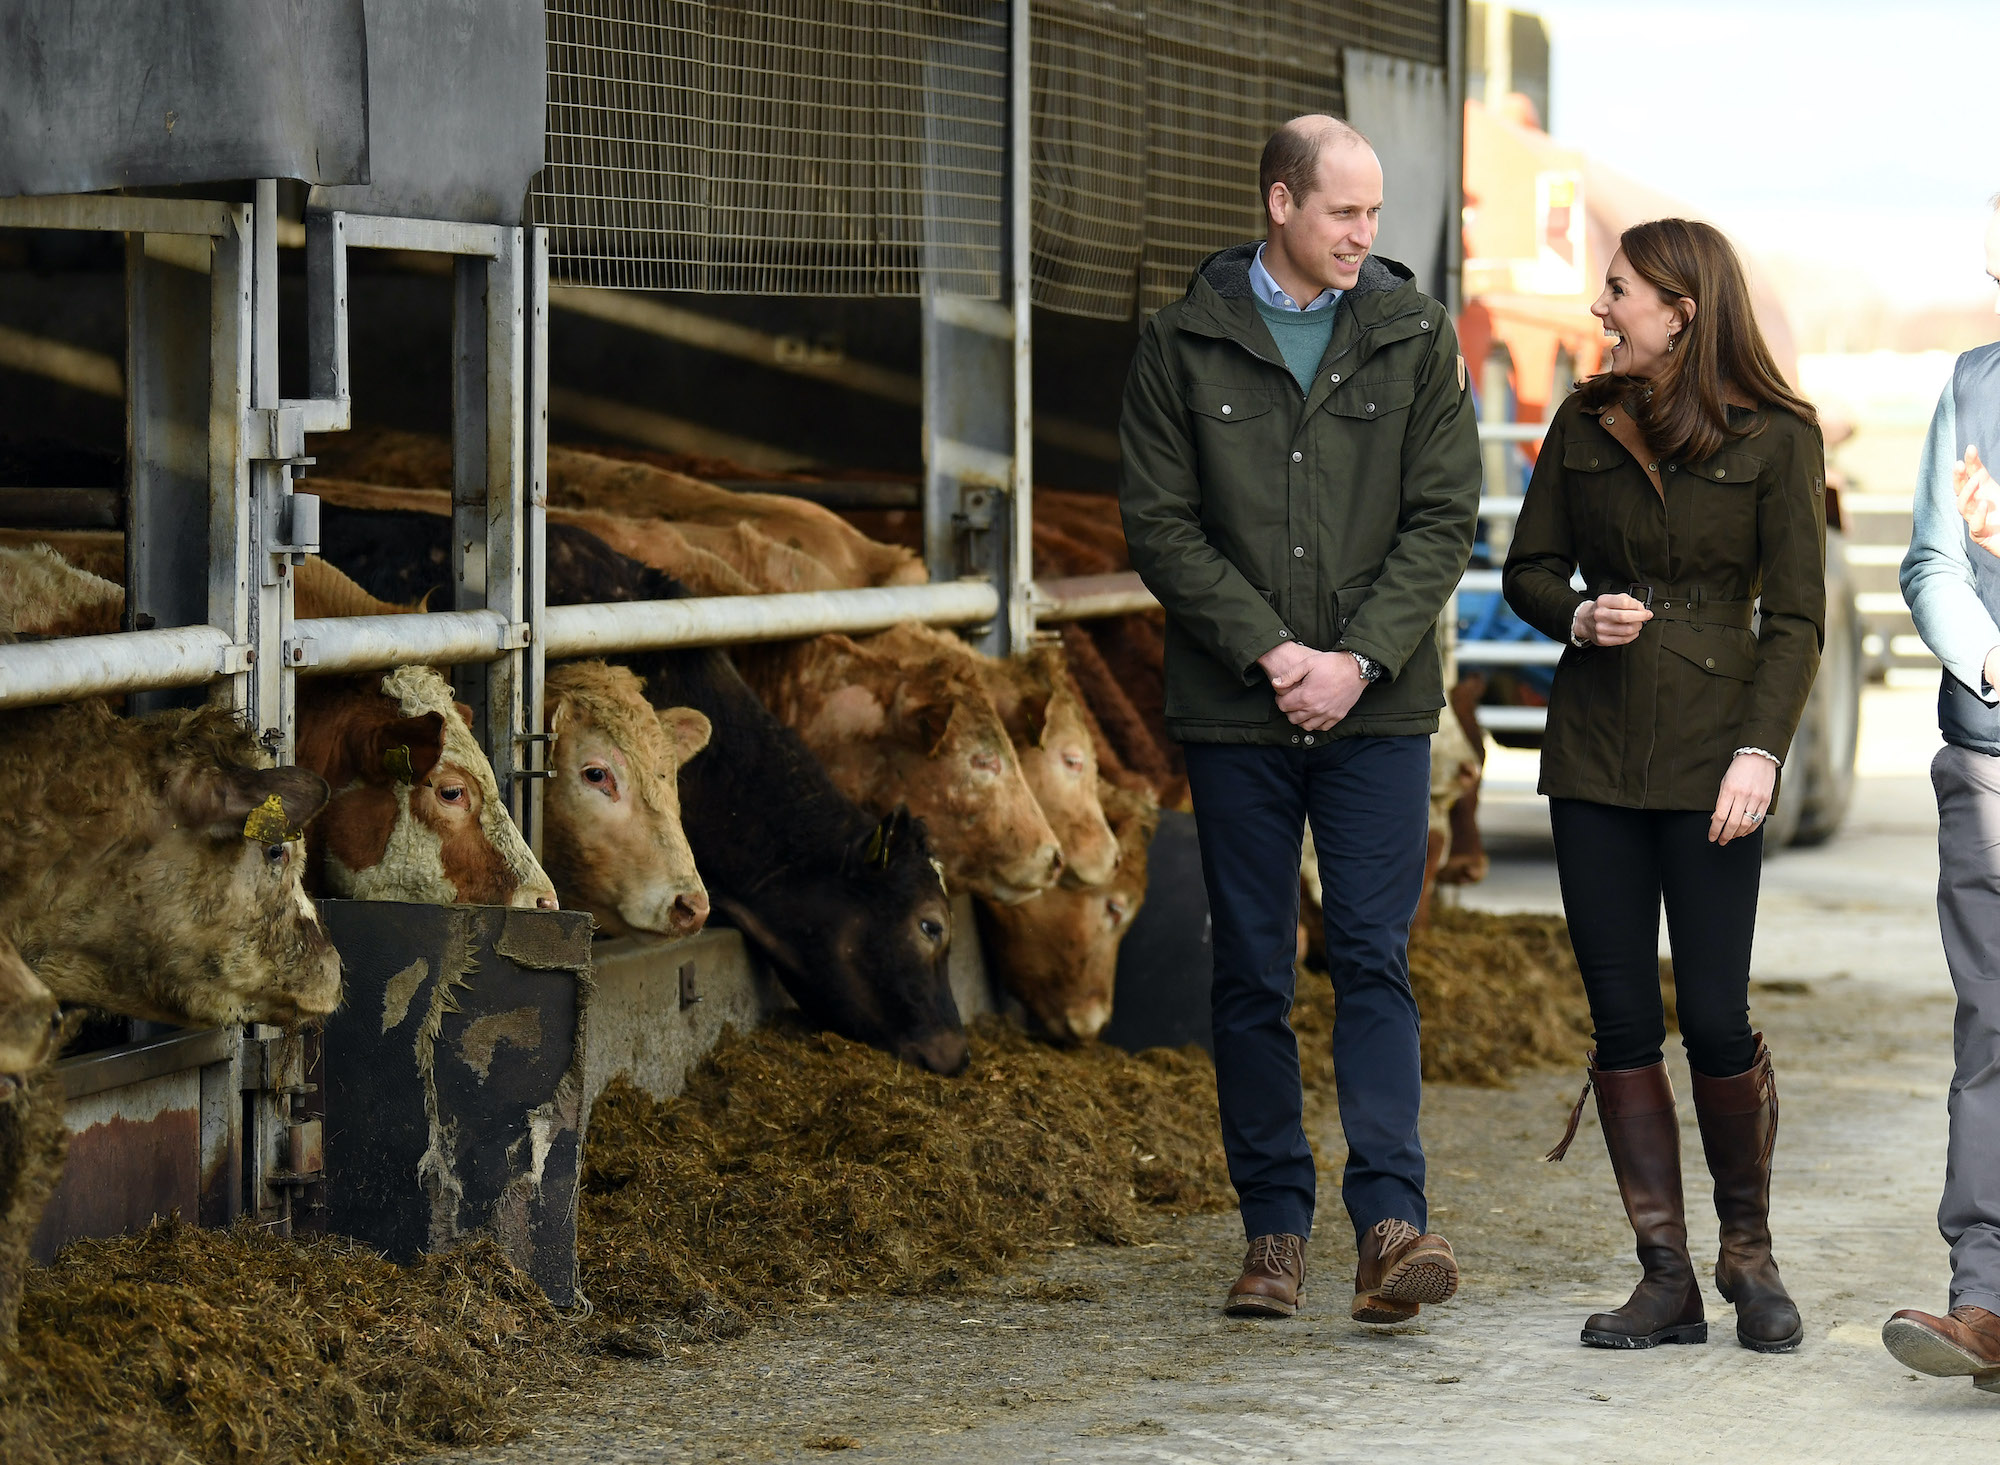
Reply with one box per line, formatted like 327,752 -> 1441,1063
1666,333 -> 1677,353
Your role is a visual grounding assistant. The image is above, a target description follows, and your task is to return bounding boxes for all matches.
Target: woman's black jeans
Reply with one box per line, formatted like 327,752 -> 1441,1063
1548,798 -> 1762,1079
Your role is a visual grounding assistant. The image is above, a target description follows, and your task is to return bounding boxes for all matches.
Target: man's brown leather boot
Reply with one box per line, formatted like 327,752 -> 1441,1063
1224,1233 -> 1305,1317
1549,1053 -> 1707,1348
1883,1306 -> 2000,1391
1691,1035 -> 1803,1352
1350,1218 -> 1459,1324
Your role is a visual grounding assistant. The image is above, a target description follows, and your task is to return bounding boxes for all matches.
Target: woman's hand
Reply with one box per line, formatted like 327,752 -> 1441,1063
1571,593 -> 1653,648
1710,752 -> 1778,845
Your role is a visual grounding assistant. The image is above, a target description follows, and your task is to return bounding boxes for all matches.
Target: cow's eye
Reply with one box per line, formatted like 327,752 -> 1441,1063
970,753 -> 1002,774
1062,751 -> 1086,772
919,918 -> 944,942
264,843 -> 288,865
584,765 -> 611,786
437,784 -> 467,804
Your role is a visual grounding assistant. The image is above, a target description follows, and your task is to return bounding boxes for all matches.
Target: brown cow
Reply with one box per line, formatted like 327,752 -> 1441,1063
869,623 -> 1119,888
739,634 -> 1064,904
543,660 -> 712,937
307,426 -> 926,588
976,782 -> 1161,1041
0,698 -> 339,1029
296,665 -> 557,910
0,935 -> 57,1098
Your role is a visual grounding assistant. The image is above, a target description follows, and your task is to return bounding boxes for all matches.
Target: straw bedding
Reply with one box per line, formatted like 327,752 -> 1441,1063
0,908 -> 1598,1460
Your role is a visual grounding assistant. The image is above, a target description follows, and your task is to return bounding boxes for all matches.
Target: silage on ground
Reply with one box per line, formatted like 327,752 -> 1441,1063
0,1218 -> 580,1465
578,1014 -> 1231,1334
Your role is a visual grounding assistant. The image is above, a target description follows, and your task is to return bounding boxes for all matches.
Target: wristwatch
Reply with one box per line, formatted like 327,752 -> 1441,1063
1347,651 -> 1385,682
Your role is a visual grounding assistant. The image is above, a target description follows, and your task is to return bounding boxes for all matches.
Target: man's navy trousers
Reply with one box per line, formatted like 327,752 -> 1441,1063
1183,733 -> 1432,1247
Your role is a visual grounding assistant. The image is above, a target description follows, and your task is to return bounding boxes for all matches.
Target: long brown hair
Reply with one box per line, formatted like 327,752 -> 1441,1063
1579,218 -> 1816,463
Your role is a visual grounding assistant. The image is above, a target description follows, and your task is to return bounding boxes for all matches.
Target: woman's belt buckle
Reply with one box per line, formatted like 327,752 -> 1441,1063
1626,583 -> 1653,609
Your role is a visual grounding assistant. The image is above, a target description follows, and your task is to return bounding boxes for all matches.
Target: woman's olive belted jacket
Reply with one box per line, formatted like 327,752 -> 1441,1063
1501,392 -> 1827,810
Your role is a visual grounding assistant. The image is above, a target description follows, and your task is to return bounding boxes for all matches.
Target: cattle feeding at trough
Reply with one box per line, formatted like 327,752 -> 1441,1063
976,782 -> 1162,1041
869,622 -> 1119,889
543,660 -> 712,938
0,699 -> 339,1030
316,500 -> 971,1075
736,631 -> 1066,905
295,666 -> 557,911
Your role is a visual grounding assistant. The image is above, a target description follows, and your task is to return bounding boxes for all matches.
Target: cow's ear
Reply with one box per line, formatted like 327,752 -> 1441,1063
1016,689 -> 1054,746
368,711 -> 445,784
712,895 -> 804,975
453,701 -> 476,729
857,805 -> 910,872
657,706 -> 712,762
178,766 -> 333,842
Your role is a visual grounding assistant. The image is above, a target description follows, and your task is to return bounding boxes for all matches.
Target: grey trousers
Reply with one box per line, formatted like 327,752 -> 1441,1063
1933,743 -> 2000,1314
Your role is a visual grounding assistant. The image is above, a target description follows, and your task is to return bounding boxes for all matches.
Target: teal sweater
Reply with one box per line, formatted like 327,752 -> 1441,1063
1254,297 -> 1338,396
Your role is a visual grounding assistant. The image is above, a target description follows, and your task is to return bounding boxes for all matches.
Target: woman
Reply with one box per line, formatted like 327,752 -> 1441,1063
1503,219 -> 1825,1354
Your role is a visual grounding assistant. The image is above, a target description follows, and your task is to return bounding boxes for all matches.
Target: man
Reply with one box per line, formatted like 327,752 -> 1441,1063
1886,200 -> 2000,1392
1119,116 -> 1481,1322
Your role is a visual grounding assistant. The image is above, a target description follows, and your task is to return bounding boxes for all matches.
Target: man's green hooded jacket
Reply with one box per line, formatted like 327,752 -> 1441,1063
1118,243 -> 1482,744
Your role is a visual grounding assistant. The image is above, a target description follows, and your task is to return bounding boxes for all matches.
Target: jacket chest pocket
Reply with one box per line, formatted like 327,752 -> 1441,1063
1323,378 -> 1416,424
1185,384 -> 1286,484
1562,439 -> 1654,561
1679,450 -> 1762,566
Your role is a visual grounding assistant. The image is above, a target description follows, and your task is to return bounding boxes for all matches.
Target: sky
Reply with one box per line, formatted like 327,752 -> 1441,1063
1525,0 -> 2000,311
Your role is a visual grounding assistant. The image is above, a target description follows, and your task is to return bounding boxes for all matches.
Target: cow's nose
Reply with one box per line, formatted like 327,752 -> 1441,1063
670,890 -> 710,935
535,893 -> 559,911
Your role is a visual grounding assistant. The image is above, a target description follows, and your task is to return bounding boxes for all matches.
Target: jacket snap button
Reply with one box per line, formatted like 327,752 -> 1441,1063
1605,415 -> 1615,425
1668,464 -> 1677,473
1329,373 -> 1340,383
1291,450 -> 1302,462
1716,469 -> 1726,479
1366,402 -> 1376,413
1588,457 -> 1598,468
1291,734 -> 1301,744
1420,319 -> 1430,328
1649,462 -> 1658,472
1303,735 -> 1315,745
1221,404 -> 1232,415
1293,546 -> 1305,557
1705,657 -> 1715,669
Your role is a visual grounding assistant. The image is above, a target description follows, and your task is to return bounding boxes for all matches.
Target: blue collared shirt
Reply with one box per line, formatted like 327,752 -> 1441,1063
1250,244 -> 1341,312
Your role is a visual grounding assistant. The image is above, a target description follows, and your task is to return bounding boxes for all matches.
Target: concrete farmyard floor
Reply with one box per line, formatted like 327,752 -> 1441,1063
436,689 -> 1996,1464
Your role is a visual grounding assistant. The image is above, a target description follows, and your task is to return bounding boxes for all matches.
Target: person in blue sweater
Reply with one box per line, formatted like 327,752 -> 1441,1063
1886,198 -> 2000,1391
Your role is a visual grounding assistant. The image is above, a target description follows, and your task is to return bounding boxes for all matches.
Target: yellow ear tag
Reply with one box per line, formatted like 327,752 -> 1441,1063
242,793 -> 294,844
383,744 -> 416,783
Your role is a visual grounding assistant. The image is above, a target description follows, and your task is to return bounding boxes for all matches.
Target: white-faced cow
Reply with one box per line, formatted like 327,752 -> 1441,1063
543,660 -> 712,938
295,665 -> 557,911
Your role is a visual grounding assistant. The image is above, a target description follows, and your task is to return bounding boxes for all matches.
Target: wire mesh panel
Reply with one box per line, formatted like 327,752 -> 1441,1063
1028,0 -> 1146,320
537,0 -> 1006,296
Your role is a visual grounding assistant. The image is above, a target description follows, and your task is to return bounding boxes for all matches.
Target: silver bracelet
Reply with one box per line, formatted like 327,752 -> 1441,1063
1734,746 -> 1781,767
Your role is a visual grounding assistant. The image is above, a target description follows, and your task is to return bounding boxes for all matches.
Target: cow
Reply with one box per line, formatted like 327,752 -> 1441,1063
737,632 -> 1065,904
307,426 -> 927,588
975,782 -> 1161,1042
0,936 -> 57,1100
867,622 -> 1119,888
317,500 -> 969,1074
0,698 -> 340,1030
543,660 -> 711,938
294,666 -> 557,911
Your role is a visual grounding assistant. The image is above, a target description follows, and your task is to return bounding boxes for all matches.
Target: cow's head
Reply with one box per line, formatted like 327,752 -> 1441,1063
717,804 -> 966,1075
298,666 -> 558,910
0,934 -> 60,1096
140,746 -> 340,1028
994,646 -> 1119,889
542,660 -> 711,938
975,782 -> 1160,1042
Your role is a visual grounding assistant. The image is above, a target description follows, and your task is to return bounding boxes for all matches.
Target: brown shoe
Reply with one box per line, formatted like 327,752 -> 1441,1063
1883,1306 -> 2000,1391
1351,1218 -> 1459,1324
1224,1233 -> 1305,1317
1692,1035 -> 1802,1352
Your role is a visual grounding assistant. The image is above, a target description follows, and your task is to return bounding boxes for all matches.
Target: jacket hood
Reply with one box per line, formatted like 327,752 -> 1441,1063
1189,241 -> 1413,301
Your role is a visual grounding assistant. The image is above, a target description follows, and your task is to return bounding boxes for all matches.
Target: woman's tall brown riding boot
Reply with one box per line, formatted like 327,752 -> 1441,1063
1691,1034 -> 1803,1352
1549,1053 -> 1707,1348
